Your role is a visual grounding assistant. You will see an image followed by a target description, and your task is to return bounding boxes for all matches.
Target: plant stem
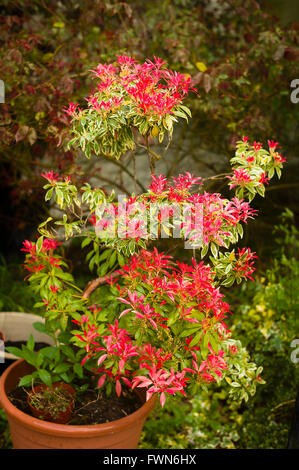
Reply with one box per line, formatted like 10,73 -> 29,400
132,153 -> 137,194
100,153 -> 147,192
145,134 -> 156,176
82,271 -> 119,298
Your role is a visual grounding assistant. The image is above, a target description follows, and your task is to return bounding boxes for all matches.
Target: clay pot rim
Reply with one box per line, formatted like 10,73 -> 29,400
0,359 -> 157,437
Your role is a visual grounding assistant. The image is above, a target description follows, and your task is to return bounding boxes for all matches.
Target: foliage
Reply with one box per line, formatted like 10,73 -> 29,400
66,56 -> 195,161
6,332 -> 85,388
0,256 -> 38,312
139,210 -> 299,448
6,56 -> 288,413
0,409 -> 11,449
0,0 -> 298,241
1,213 -> 297,447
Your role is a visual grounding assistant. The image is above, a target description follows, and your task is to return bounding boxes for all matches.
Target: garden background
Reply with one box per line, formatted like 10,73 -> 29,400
0,0 -> 298,449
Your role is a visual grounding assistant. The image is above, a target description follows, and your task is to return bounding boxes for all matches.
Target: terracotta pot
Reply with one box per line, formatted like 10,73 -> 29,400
27,382 -> 75,424
0,359 -> 157,449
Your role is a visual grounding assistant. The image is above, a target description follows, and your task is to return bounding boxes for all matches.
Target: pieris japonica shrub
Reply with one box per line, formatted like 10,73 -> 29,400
15,56 -> 286,408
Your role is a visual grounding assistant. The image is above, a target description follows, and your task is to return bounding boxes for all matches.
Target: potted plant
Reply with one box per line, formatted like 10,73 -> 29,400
0,56 -> 286,449
27,381 -> 75,424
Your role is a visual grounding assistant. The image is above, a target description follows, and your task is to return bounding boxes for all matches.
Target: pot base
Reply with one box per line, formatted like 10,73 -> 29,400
0,359 -> 157,449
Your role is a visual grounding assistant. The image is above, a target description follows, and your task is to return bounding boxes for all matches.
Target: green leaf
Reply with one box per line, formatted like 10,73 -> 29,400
18,374 -> 35,387
99,248 -> 113,262
60,372 -> 72,383
60,313 -> 68,331
109,251 -> 117,268
55,271 -> 74,282
20,347 -> 38,367
201,333 -> 209,358
74,363 -> 84,378
36,236 -> 44,252
221,276 -> 235,287
81,237 -> 93,248
231,382 -> 241,387
268,167 -> 274,179
45,188 -> 53,202
39,346 -> 60,361
201,244 -> 209,258
53,363 -> 70,374
211,243 -> 218,258
224,264 -> 232,274
117,253 -> 125,266
237,224 -> 243,238
167,311 -> 178,327
208,332 -> 219,353
99,262 -> 109,276
179,326 -> 201,338
27,334 -> 35,352
173,110 -> 188,119
60,345 -> 76,361
89,254 -> 96,272
189,331 -> 202,347
179,105 -> 192,117
38,369 -> 52,387
33,322 -> 47,334
5,346 -> 24,358
256,185 -> 265,197
38,217 -> 53,229
56,188 -> 64,206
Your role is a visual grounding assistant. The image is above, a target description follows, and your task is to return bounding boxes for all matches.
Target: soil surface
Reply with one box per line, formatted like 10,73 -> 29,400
8,385 -> 142,425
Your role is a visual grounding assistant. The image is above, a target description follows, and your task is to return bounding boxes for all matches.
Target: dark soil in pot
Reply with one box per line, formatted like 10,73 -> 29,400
8,385 -> 142,425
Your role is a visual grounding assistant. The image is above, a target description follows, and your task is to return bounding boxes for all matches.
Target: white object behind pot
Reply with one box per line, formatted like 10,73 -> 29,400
0,312 -> 54,361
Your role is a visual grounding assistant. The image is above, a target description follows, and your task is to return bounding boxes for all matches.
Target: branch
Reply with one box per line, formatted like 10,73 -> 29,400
202,172 -> 232,182
271,399 -> 295,412
265,182 -> 299,192
82,270 -> 120,299
100,153 -> 147,193
145,134 -> 156,176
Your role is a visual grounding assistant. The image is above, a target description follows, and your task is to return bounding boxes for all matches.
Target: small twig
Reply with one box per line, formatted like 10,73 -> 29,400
132,153 -> 137,194
145,134 -> 156,176
100,154 -> 147,193
265,183 -> 299,192
162,133 -> 172,158
74,393 -> 101,413
202,172 -> 232,182
98,175 -> 131,195
271,399 -> 295,412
